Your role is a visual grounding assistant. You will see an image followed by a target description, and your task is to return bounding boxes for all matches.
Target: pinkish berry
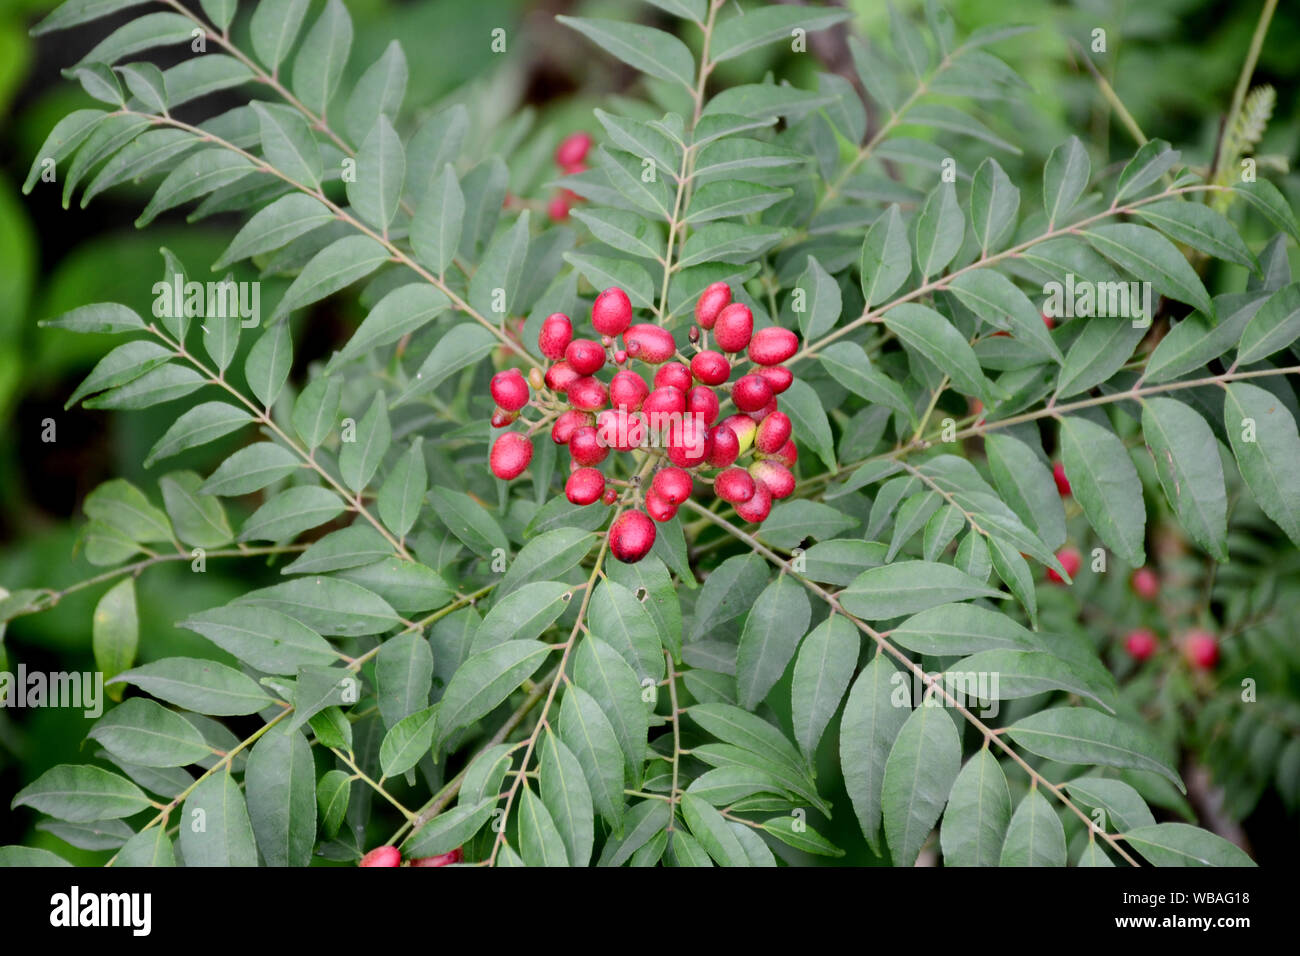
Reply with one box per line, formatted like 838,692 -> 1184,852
565,339 -> 606,376
713,303 -> 753,353
538,313 -> 573,361
694,282 -> 732,330
624,324 -> 677,364
734,484 -> 772,523
652,467 -> 693,506
592,287 -> 633,336
750,460 -> 795,499
755,365 -> 793,394
490,369 -> 530,411
732,374 -> 773,412
555,131 -> 592,169
569,426 -> 609,466
687,385 -> 720,426
490,432 -> 533,480
567,376 -> 609,411
747,327 -> 798,366
690,350 -> 730,386
714,467 -> 756,504
755,412 -> 791,454
654,363 -> 693,392
360,846 -> 401,867
551,409 -> 593,445
544,360 -> 579,394
642,385 -> 686,418
566,467 -> 606,505
610,510 -> 656,563
645,487 -> 677,522
706,425 -> 740,467
1124,629 -> 1157,661
610,369 -> 650,411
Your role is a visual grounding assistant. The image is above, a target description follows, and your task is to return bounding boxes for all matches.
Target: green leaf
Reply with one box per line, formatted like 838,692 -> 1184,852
377,438 -> 426,539
180,771 -> 259,866
761,815 -> 845,857
253,101 -> 322,190
679,222 -> 784,268
589,580 -> 663,683
1055,320 -> 1146,399
693,137 -> 804,183
428,486 -> 509,557
497,528 -> 595,597
40,301 -> 144,335
271,235 -> 389,323
73,12 -> 193,68
1238,281 -> 1300,365
111,657 -> 271,716
329,285 -> 449,372
1223,382 -> 1300,546
999,788 -> 1066,866
883,303 -> 994,404
348,115 -> 404,232
539,730 -> 594,867
344,40 -> 407,145
290,0 -> 352,116
379,705 -> 438,777
1059,415 -> 1146,567
236,577 -> 398,637
1123,823 -> 1256,867
860,204 -> 911,306
144,401 -> 251,467
792,256 -> 841,340
216,193 -> 334,270
969,157 -> 1019,255
780,378 -> 836,469
375,630 -> 434,729
690,554 -> 769,641
759,501 -> 858,550
115,827 -> 176,867
1007,708 -> 1183,791
281,526 -> 390,574
914,182 -> 964,279
246,725 -> 315,867
1083,223 -> 1213,315
435,641 -> 552,749
684,181 -> 788,225
88,698 -> 211,767
93,578 -> 138,698
137,148 -> 257,227
394,323 -> 498,406
245,322 -> 293,409
736,576 -> 811,710
1134,200 -> 1256,271
1232,179 -> 1300,244
819,341 -> 915,422
949,268 -> 1061,362
840,655 -> 910,854
1141,398 -> 1228,560
949,648 -> 1115,711
518,785 -> 568,867
680,793 -> 748,866
316,769 -> 351,838
791,615 -> 858,761
984,434 -> 1066,550
339,392 -> 391,493
250,0 -> 310,72
85,479 -> 172,543
940,748 -> 1011,866
179,605 -> 338,674
201,442 -> 300,497
1042,136 -> 1089,227
12,765 -> 150,822
1145,294 -> 1263,384
72,62 -> 122,104
557,16 -> 695,89
1115,140 -> 1180,201
841,560 -> 1004,620
882,704 -> 962,867
1064,777 -> 1156,833
607,556 -> 682,665
558,685 -> 625,832
573,637 -> 648,785
711,6 -> 850,63
238,486 -> 345,543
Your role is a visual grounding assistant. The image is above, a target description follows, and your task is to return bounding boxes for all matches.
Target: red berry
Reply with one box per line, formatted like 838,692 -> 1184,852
547,194 -> 571,222
538,313 -> 573,361
596,408 -> 644,451
750,460 -> 795,499
1184,630 -> 1219,670
565,339 -> 606,376
747,326 -> 798,366
359,846 -> 401,867
1047,546 -> 1081,584
667,415 -> 711,468
642,385 -> 686,419
551,409 -> 593,445
592,287 -> 633,336
410,847 -> 463,867
695,282 -> 732,330
734,483 -> 772,522
772,439 -> 797,467
645,487 -> 678,522
490,432 -> 533,480
567,376 -> 608,411
1131,567 -> 1160,600
601,488 -> 618,505
687,385 -> 720,426
750,398 -> 779,423
490,407 -> 517,428
544,360 -> 580,394
490,369 -> 530,411
654,362 -> 693,392
1053,461 -> 1071,497
706,424 -> 740,467
569,425 -> 609,466
731,374 -> 773,413
714,467 -> 756,504
722,413 -> 757,455
690,350 -> 730,386
652,467 -> 693,506
555,131 -> 592,169
610,509 -> 656,563
1042,312 -> 1056,331
713,303 -> 753,353
609,369 -> 649,411
614,348 -> 628,364
755,365 -> 793,395
624,324 -> 677,364
1124,628 -> 1158,661
755,412 -> 791,454
566,467 -> 606,505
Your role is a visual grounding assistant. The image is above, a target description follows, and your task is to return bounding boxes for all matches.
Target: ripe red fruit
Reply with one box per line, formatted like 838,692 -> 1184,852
687,385 -> 720,425
652,467 -> 692,506
1124,628 -> 1158,661
1184,630 -> 1219,670
538,313 -> 573,361
731,374 -> 773,412
690,350 -> 730,386
569,426 -> 609,466
1042,312 -> 1056,330
1047,546 -> 1082,583
1052,461 -> 1071,497
544,360 -> 579,394
734,483 -> 772,522
706,424 -> 740,467
359,846 -> 401,867
547,194 -> 570,222
755,365 -> 793,395
642,385 -> 686,418
601,487 -> 618,505
645,487 -> 677,522
667,415 -> 711,468
490,407 -> 517,428
695,281 -> 732,330
592,287 -> 633,336
596,408 -> 644,451
1131,567 -> 1160,600
722,414 -> 757,455
609,369 -> 649,411
750,398 -> 779,423
713,303 -> 753,353
610,509 -> 656,563
490,432 -> 533,480
624,324 -> 676,364
755,412 -> 791,454
772,439 -> 797,467
551,409 -> 593,445
566,467 -> 605,505
654,362 -> 693,392
565,339 -> 606,376
567,376 -> 609,411
748,327 -> 798,366
555,131 -> 592,170
751,460 -> 795,499
714,467 -> 756,504
614,348 -> 628,364
410,847 -> 463,867
490,369 -> 529,411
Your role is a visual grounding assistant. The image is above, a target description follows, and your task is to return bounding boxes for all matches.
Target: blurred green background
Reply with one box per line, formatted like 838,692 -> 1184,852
0,0 -> 1297,860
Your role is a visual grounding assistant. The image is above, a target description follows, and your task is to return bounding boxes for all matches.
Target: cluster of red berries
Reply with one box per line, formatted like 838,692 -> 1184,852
487,282 -> 801,563
547,131 -> 592,222
359,846 -> 462,867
